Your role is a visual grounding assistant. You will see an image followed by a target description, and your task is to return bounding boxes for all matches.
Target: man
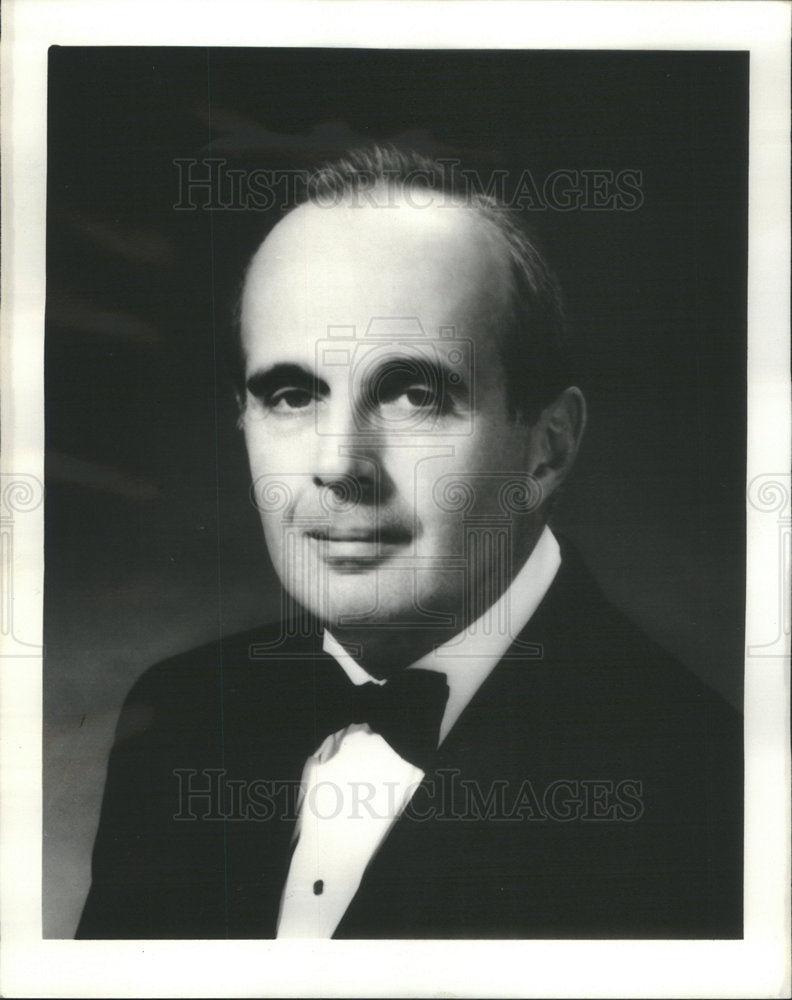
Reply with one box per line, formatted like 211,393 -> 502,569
77,147 -> 742,939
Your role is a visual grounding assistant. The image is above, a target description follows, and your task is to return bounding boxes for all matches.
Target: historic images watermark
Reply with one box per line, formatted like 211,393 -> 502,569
173,158 -> 645,213
747,473 -> 791,657
1,474 -> 44,657
173,768 -> 644,824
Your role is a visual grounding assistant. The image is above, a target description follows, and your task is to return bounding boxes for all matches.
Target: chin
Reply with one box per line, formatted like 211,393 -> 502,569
282,574 -> 381,628
281,561 -> 464,631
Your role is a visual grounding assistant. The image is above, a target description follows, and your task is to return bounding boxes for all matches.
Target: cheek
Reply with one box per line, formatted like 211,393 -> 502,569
412,426 -> 530,529
244,424 -> 282,474
472,418 -> 526,467
246,454 -> 307,555
260,512 -> 282,548
245,425 -> 306,510
243,425 -> 266,485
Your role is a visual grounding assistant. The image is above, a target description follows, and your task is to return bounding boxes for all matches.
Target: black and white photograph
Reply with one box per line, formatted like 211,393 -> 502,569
1,2 -> 789,997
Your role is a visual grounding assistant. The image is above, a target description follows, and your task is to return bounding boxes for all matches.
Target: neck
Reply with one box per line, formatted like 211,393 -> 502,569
328,520 -> 547,679
328,621 -> 461,680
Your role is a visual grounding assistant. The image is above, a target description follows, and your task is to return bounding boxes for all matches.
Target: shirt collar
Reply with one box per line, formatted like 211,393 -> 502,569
323,524 -> 561,744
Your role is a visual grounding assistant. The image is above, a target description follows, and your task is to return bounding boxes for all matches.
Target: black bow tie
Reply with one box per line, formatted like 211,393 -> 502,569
326,668 -> 449,771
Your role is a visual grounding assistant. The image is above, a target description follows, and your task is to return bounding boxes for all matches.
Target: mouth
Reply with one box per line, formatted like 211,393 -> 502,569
304,525 -> 412,565
305,526 -> 412,543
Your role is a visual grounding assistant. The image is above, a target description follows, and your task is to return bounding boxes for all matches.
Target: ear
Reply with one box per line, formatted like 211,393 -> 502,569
527,386 -> 586,503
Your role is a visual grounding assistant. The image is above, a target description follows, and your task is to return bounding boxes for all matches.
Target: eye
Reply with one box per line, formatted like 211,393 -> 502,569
394,385 -> 442,410
267,387 -> 315,412
372,361 -> 448,418
246,365 -> 326,419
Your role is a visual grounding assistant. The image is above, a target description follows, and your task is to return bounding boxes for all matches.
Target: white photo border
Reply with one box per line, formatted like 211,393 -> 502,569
1,2 -> 789,997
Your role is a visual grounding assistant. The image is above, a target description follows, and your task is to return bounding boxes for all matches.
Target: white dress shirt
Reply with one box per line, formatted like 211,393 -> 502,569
276,525 -> 562,938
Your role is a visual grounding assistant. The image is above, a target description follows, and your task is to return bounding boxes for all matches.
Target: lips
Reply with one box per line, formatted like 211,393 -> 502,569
304,525 -> 413,574
306,526 -> 411,543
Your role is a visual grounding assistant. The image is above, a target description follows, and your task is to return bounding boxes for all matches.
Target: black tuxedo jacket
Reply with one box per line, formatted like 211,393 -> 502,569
76,546 -> 742,939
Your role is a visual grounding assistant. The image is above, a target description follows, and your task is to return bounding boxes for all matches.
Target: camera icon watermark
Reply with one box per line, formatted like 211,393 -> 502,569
316,318 -> 474,436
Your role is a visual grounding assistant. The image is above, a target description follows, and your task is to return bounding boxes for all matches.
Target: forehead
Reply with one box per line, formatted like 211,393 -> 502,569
240,192 -> 512,370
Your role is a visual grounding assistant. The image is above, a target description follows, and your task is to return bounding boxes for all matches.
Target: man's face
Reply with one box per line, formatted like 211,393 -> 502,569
240,191 -> 542,633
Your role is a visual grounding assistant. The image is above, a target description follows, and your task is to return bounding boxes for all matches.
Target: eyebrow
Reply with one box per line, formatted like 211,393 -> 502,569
371,357 -> 470,396
246,363 -> 328,399
245,357 -> 470,404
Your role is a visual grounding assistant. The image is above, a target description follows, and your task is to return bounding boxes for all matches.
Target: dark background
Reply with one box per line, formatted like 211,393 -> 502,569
44,47 -> 748,936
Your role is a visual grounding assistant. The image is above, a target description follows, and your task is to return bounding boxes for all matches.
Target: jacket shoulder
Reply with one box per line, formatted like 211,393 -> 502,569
545,539 -> 738,689
113,621 -> 324,744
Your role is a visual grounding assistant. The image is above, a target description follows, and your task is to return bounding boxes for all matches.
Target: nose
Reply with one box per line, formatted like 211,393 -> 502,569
311,399 -> 380,503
